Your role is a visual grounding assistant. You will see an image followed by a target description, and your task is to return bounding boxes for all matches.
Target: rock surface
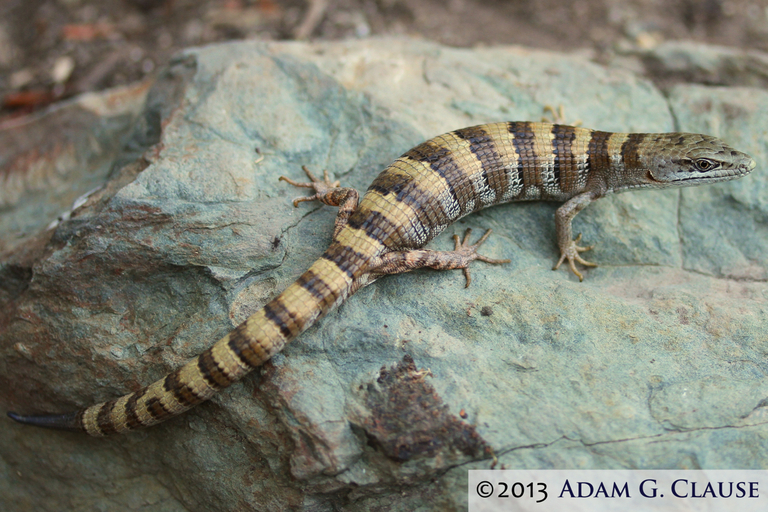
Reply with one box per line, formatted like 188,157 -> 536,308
1,38 -> 766,511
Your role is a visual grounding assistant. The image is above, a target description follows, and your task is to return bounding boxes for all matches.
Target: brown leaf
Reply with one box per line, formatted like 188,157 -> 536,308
61,23 -> 116,42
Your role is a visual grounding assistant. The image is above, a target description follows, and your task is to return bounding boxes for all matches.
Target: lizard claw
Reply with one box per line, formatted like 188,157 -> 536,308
453,228 -> 511,288
541,105 -> 582,126
279,166 -> 341,207
552,233 -> 596,282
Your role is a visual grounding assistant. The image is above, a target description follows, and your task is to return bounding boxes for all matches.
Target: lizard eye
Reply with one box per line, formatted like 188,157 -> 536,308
694,158 -> 716,172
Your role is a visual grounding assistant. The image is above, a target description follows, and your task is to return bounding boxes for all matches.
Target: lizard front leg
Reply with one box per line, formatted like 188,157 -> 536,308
553,190 -> 600,281
367,228 -> 510,288
280,166 -> 359,237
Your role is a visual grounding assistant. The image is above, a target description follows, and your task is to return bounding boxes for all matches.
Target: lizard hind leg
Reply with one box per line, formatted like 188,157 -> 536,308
279,166 -> 341,207
279,166 -> 360,237
368,228 -> 511,288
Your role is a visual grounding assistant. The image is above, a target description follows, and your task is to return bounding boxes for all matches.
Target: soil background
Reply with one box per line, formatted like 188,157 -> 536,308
1,0 -> 767,119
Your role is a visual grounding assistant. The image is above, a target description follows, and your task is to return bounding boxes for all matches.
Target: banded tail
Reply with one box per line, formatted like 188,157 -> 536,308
7,237 -> 376,436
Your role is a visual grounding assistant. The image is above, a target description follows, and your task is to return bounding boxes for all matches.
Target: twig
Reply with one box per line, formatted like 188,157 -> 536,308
293,0 -> 329,40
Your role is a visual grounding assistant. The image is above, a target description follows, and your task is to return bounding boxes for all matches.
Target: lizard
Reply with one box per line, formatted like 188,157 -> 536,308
7,121 -> 756,436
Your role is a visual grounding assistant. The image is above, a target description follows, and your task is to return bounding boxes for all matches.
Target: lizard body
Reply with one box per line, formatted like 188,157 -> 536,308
8,121 -> 755,436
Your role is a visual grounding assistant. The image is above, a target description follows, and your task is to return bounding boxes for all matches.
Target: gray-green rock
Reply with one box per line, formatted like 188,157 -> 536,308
1,38 -> 766,511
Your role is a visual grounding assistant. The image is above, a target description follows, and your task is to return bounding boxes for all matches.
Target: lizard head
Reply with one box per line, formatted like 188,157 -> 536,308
643,133 -> 755,186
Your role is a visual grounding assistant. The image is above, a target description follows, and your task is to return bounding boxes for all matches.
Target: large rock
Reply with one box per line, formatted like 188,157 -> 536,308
1,38 -> 766,511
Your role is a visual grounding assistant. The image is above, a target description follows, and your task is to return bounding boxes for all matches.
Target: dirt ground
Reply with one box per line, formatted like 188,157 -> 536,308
1,0 -> 767,118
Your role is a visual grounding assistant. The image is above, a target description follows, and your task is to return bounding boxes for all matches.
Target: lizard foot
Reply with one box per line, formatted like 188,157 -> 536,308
552,233 -> 596,282
279,166 -> 341,207
452,228 -> 512,288
542,105 -> 582,127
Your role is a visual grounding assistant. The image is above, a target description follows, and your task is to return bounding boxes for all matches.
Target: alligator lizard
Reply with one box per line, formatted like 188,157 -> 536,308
7,121 -> 756,436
